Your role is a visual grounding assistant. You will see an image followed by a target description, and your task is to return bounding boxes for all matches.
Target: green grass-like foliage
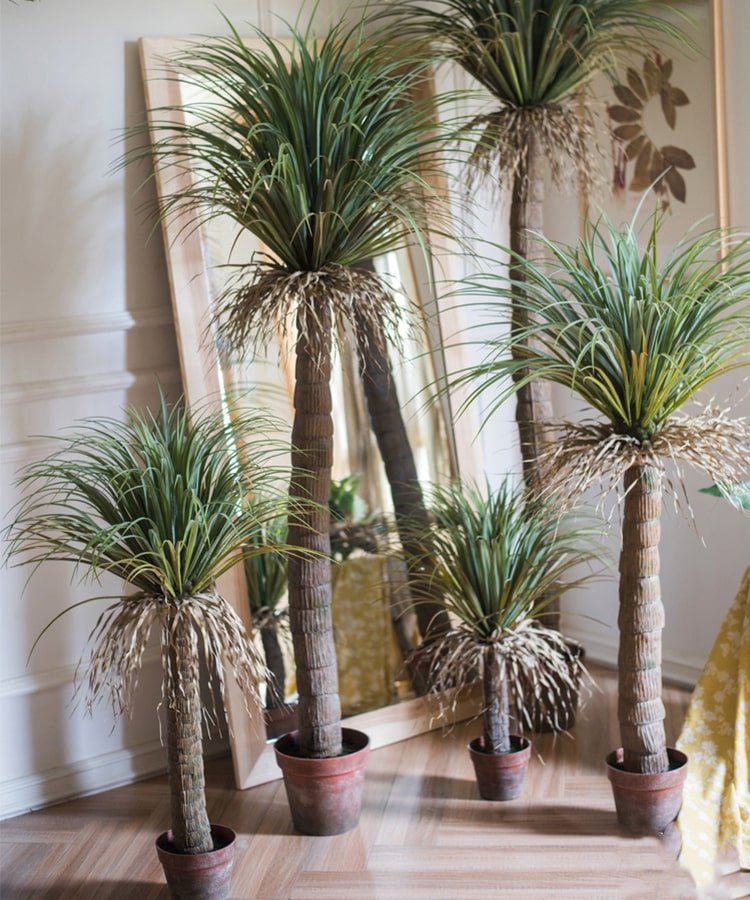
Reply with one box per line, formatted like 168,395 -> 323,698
7,397 -> 288,602
411,480 -> 601,639
463,217 -> 750,440
400,0 -> 689,107
243,514 -> 288,613
137,13 -> 453,273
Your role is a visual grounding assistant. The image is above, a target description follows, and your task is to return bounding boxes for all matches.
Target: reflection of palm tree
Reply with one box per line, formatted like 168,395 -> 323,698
458,216 -> 750,773
402,0 -> 688,490
134,16 -> 454,758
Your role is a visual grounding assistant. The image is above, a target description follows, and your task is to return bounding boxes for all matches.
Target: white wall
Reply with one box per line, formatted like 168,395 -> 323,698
0,0 -> 336,820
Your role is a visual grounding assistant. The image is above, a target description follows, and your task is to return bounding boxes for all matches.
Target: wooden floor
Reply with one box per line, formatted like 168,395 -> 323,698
0,665 -> 735,899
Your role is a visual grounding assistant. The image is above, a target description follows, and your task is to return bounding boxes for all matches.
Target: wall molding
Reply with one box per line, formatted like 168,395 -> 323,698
1,309 -> 174,345
1,366 -> 181,407
0,733 -> 229,821
565,623 -> 702,689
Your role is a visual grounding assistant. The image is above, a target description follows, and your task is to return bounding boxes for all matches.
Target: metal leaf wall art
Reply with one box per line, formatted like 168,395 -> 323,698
609,55 -> 695,207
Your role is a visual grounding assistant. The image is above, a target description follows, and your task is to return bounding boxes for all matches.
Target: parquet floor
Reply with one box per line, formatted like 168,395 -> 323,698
1,666 -> 743,899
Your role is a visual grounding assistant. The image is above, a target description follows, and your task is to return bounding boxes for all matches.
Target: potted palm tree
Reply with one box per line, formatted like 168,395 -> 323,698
4,398 -> 287,899
398,0 -> 688,492
456,215 -> 750,830
404,479 -> 601,800
134,13 -> 457,833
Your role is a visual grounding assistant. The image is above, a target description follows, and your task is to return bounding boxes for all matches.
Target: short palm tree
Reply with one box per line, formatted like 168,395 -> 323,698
406,479 -> 601,753
135,14 -> 455,758
5,399 -> 286,855
458,216 -> 750,774
398,0 -> 689,489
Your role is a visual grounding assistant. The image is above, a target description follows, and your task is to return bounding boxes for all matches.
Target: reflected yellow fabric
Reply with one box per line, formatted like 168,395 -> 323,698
331,555 -> 396,716
677,565 -> 750,887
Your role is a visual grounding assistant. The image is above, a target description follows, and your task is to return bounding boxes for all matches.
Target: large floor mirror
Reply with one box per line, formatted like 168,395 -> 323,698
139,36 -> 482,789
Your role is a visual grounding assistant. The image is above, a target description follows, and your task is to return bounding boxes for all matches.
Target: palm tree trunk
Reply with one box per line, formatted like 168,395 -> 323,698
510,129 -> 558,630
354,309 -> 452,641
165,612 -> 212,854
260,624 -> 286,710
287,301 -> 343,759
510,130 -> 554,490
482,646 -> 510,754
618,464 -> 669,774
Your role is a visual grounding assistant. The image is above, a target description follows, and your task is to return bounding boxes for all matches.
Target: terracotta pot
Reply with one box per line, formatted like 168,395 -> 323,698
274,728 -> 370,835
264,702 -> 299,740
155,824 -> 235,900
468,735 -> 531,801
605,747 -> 688,834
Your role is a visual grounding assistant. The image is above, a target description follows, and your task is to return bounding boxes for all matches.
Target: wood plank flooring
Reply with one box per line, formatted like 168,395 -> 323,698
0,665 -> 739,899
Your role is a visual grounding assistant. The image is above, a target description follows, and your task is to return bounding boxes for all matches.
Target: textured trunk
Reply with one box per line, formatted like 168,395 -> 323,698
618,464 -> 669,774
260,624 -> 286,710
510,129 -> 558,629
166,612 -> 212,855
287,301 -> 343,759
510,129 -> 554,489
354,309 -> 452,642
482,647 -> 510,754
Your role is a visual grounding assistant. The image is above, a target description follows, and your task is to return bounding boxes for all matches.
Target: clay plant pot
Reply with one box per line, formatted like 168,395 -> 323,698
264,702 -> 299,740
468,735 -> 532,801
155,824 -> 235,900
605,747 -> 688,835
274,727 -> 370,835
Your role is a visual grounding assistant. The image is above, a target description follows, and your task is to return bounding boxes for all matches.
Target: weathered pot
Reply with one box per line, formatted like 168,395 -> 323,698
468,735 -> 531,801
155,824 -> 235,900
605,747 -> 688,834
264,702 -> 299,740
274,727 -> 370,835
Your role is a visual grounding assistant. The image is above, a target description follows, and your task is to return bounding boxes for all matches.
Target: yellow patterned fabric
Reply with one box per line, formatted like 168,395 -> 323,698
331,555 -> 397,717
677,565 -> 750,888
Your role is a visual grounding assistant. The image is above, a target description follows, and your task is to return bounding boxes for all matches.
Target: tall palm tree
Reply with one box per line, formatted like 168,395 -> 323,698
399,0 -> 689,490
457,216 -> 750,773
134,15 -> 455,758
5,399 -> 284,854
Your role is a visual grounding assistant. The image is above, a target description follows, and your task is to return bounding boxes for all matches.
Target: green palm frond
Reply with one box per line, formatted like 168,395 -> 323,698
399,0 -> 691,107
407,479 -> 603,640
460,216 -> 750,439
243,513 -> 288,613
6,397 -> 290,600
130,13 -> 459,350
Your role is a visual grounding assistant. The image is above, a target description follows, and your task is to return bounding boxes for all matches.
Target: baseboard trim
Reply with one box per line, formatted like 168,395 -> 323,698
565,624 -> 702,689
1,734 -> 229,822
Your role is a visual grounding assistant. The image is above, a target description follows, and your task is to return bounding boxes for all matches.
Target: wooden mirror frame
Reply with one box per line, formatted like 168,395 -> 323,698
139,36 -> 483,789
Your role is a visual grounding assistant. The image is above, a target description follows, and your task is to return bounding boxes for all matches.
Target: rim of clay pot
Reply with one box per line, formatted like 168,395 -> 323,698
468,734 -> 531,758
274,727 -> 370,775
155,824 -> 236,859
605,747 -> 688,789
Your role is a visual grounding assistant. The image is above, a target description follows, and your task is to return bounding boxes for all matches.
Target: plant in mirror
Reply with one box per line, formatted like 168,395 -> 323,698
4,398 -> 290,899
455,213 -> 750,831
402,479 -> 603,801
131,10 -> 463,833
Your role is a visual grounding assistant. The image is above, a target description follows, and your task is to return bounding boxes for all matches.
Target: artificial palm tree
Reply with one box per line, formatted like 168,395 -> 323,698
404,480 -> 600,796
135,14 -> 455,759
5,399 -> 285,858
458,215 -> 750,775
399,0 -> 689,490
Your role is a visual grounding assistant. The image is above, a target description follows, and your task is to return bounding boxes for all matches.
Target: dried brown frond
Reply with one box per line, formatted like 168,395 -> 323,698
77,591 -> 267,738
213,258 -> 405,364
411,621 -> 585,732
536,406 -> 750,513
466,99 -> 600,200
